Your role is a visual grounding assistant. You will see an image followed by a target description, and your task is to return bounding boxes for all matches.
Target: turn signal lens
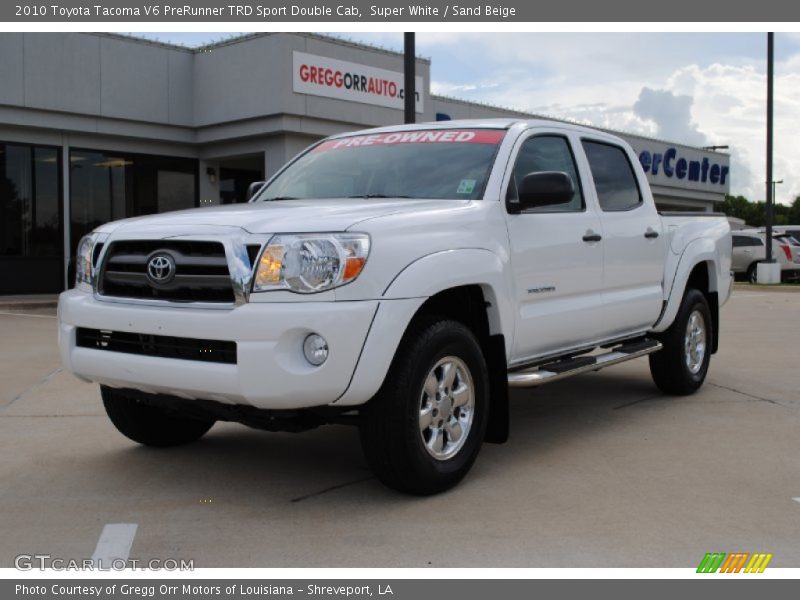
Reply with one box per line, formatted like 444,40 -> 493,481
252,233 -> 370,294
343,256 -> 367,281
254,244 -> 285,287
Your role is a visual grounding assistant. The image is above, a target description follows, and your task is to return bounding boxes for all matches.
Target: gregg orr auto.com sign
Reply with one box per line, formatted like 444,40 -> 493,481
293,51 -> 423,113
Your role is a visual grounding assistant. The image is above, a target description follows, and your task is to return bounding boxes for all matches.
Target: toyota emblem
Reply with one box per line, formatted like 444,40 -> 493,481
146,253 -> 176,285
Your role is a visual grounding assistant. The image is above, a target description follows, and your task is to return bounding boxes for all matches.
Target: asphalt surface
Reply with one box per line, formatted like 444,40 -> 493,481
0,289 -> 798,568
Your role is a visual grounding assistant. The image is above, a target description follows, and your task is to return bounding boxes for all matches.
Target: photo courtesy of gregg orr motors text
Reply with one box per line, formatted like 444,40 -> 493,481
15,584 -> 391,596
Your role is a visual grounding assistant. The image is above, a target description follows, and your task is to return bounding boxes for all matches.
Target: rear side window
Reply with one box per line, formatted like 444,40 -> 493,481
582,141 -> 642,211
733,235 -> 763,247
508,135 -> 584,212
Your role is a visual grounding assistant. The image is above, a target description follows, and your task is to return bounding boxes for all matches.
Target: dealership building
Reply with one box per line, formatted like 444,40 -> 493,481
0,32 -> 731,294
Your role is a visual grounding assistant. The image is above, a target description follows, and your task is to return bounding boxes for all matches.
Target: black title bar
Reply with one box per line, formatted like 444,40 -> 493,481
3,0 -> 800,22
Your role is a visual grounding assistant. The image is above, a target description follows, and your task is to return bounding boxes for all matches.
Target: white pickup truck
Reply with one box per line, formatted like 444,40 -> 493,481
58,119 -> 732,494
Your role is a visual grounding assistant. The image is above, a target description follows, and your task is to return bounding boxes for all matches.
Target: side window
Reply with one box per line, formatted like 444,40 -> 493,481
736,236 -> 764,247
582,140 -> 642,211
508,135 -> 584,212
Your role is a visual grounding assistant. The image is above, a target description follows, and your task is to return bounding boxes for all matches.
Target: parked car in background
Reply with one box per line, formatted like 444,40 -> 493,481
732,230 -> 799,283
778,226 -> 800,244
776,234 -> 800,281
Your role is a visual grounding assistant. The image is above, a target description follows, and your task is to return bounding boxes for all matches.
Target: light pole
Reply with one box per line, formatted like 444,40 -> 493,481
765,32 -> 775,264
403,33 -> 415,124
772,179 -> 783,205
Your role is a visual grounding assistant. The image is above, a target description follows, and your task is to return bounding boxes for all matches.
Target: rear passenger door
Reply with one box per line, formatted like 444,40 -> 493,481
580,139 -> 667,338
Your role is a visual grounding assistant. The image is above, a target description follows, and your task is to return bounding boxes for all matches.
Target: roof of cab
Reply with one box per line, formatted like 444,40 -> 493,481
328,118 -> 624,143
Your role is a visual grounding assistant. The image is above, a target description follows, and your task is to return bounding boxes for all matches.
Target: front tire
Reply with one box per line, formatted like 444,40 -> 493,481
359,317 -> 489,495
649,289 -> 712,395
101,386 -> 215,447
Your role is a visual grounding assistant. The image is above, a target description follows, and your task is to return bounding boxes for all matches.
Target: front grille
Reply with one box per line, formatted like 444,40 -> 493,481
98,240 -> 235,303
76,328 -> 237,364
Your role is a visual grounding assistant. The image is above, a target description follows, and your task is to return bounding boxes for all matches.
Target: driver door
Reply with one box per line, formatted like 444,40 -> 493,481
504,131 -> 606,364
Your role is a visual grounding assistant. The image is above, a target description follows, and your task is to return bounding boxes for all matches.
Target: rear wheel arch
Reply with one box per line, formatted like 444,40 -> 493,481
649,288 -> 712,395
669,260 -> 719,354
686,261 -> 720,354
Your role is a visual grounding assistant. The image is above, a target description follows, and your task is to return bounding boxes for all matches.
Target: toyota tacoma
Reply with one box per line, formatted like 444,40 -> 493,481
58,119 -> 732,494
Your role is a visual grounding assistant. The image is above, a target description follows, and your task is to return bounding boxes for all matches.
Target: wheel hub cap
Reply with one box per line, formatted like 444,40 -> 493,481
684,310 -> 707,375
419,356 -> 475,461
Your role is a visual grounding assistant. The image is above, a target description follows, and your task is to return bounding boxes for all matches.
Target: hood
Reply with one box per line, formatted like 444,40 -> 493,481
98,198 -> 468,236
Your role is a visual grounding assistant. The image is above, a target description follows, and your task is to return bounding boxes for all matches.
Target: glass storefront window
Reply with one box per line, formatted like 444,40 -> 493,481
0,142 -> 61,258
70,149 -> 198,254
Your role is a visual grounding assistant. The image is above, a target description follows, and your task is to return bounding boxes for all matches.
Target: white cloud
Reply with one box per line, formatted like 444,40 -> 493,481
666,62 -> 800,203
339,32 -> 799,204
632,88 -> 707,147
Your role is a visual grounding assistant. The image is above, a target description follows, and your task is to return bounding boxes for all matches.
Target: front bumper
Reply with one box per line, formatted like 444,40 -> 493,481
58,290 -> 381,409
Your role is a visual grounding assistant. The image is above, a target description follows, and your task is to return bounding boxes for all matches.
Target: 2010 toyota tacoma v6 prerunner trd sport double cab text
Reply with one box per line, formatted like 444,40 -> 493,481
58,119 -> 732,494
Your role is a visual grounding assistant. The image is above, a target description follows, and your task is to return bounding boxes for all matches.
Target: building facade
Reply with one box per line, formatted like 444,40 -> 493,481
0,32 -> 730,294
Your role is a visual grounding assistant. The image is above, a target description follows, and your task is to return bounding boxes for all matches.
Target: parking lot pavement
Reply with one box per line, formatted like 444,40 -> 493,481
1,290 -> 799,569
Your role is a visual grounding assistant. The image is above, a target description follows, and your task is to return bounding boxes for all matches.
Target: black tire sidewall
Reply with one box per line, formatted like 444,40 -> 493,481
652,288 -> 712,394
360,318 -> 490,494
400,324 -> 489,480
747,264 -> 758,284
102,386 -> 214,447
679,291 -> 712,387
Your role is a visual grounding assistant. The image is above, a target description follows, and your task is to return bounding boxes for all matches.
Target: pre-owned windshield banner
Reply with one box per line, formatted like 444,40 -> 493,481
313,129 -> 506,152
3,0 -> 799,21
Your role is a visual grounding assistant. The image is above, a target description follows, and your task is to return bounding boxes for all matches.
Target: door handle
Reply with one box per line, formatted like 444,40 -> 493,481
644,228 -> 660,239
582,231 -> 602,243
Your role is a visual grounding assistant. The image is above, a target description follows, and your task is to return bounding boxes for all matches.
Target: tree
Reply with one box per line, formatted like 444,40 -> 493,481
716,194 -> 798,227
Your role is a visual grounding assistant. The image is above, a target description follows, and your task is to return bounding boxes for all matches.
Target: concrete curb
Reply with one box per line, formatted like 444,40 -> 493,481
0,303 -> 57,311
0,295 -> 59,310
734,283 -> 800,293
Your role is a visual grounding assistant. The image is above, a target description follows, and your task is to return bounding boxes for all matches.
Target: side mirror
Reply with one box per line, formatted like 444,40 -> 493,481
246,181 -> 266,202
510,171 -> 575,213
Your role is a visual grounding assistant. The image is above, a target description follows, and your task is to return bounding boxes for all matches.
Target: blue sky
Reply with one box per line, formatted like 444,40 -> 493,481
134,32 -> 800,204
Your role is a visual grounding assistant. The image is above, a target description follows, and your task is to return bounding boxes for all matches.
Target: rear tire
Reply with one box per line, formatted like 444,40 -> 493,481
746,263 -> 758,284
649,289 -> 712,395
359,317 -> 489,495
101,386 -> 215,447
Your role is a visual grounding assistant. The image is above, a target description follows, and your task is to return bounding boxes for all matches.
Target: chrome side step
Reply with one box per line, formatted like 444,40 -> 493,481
507,339 -> 663,388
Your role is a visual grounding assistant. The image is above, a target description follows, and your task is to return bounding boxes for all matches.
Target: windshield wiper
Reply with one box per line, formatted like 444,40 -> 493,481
264,196 -> 299,201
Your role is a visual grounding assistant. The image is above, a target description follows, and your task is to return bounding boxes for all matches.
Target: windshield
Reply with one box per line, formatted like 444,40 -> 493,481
255,129 -> 506,201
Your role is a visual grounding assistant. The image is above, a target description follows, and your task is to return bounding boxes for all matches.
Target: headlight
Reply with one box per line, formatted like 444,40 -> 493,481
74,234 -> 97,290
253,233 -> 370,294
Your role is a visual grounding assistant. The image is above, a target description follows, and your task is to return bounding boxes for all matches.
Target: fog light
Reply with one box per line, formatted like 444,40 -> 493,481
303,334 -> 329,366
